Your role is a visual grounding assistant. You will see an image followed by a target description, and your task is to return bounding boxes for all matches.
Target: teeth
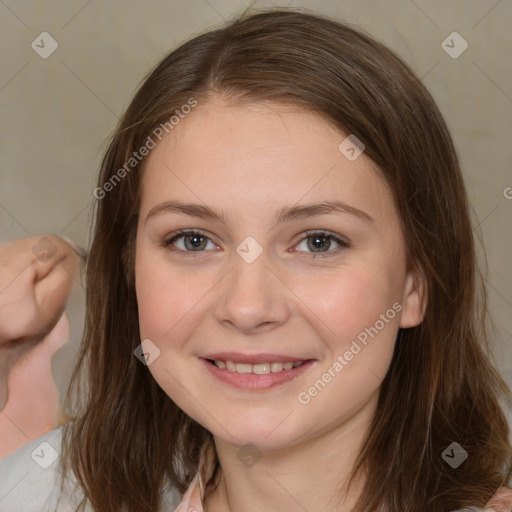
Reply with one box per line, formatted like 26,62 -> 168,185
253,363 -> 271,374
213,360 -> 305,373
270,362 -> 284,372
236,363 -> 252,374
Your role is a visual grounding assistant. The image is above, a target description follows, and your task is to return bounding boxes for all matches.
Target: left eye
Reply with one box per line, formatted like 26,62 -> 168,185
294,231 -> 349,255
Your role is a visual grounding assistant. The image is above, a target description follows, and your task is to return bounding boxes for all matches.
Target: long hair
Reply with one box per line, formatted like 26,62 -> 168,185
59,9 -> 512,511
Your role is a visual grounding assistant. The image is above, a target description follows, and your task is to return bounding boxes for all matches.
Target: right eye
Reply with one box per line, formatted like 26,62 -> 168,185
162,229 -> 219,255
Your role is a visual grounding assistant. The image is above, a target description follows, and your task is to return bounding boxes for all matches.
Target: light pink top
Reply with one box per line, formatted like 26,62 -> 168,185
1,426 -> 511,512
173,474 -> 203,512
172,476 -> 512,512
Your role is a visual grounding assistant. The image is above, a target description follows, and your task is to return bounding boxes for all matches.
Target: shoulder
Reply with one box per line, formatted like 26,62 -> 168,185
484,486 -> 512,512
456,487 -> 512,512
0,426 -> 86,512
0,425 -> 184,512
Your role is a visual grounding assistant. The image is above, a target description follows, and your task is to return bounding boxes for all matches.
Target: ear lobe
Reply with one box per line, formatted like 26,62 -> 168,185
399,268 -> 428,328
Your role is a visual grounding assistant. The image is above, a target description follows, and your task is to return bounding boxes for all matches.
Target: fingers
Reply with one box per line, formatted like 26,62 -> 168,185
34,260 -> 75,338
0,235 -> 84,345
0,265 -> 42,344
29,235 -> 82,284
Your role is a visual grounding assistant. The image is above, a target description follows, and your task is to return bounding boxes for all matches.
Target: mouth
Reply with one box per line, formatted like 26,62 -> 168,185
200,356 -> 316,390
205,358 -> 306,374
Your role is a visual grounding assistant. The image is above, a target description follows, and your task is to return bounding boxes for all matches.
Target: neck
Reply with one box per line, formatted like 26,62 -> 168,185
204,391 -> 378,512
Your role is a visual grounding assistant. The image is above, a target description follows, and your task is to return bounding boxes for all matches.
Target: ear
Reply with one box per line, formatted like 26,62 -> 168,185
399,267 -> 427,328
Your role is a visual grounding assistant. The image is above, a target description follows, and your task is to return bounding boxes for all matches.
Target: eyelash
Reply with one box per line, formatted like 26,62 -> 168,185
161,229 -> 350,258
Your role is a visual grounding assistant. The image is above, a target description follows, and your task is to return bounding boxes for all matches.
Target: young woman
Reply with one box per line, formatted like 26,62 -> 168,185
1,9 -> 511,512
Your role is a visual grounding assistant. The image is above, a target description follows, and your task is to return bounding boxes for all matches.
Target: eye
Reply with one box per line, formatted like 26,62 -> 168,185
294,230 -> 349,257
161,229 -> 350,258
162,229 -> 218,255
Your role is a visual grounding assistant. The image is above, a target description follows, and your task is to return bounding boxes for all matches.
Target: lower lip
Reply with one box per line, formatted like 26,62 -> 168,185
200,358 -> 316,390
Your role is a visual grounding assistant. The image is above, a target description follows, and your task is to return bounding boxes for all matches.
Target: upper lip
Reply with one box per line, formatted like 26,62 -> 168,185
201,352 -> 313,364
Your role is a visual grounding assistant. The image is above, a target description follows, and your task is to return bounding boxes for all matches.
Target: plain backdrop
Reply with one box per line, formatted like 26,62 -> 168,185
0,0 -> 511,406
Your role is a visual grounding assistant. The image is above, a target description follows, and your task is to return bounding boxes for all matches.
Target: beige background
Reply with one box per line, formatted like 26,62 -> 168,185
0,0 -> 511,403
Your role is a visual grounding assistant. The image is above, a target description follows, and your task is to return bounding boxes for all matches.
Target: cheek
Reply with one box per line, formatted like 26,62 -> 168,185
293,261 -> 403,399
304,263 -> 401,346
135,257 -> 204,407
135,255 -> 208,339
136,272 -> 173,339
293,268 -> 401,421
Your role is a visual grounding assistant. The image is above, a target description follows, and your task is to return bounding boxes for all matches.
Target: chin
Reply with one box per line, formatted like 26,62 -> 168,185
209,416 -> 305,452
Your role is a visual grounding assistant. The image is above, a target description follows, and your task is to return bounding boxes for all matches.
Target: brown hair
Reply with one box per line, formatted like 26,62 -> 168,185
59,8 -> 512,512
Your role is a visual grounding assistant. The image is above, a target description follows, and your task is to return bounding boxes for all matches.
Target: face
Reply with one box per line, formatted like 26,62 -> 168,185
135,97 -> 425,451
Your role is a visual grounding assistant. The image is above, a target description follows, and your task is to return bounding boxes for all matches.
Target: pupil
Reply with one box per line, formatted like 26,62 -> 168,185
309,235 -> 328,252
186,235 -> 205,250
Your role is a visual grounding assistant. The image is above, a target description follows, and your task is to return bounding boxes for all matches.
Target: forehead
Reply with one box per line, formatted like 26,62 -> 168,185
139,98 -> 394,225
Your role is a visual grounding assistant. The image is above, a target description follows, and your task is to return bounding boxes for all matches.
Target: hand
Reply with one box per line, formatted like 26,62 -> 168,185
0,235 -> 85,408
0,235 -> 84,346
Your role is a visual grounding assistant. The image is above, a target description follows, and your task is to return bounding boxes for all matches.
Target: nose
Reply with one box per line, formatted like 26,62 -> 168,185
214,251 -> 290,334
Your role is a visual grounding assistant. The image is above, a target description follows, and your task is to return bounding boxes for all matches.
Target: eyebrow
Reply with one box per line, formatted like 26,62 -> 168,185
144,199 -> 373,226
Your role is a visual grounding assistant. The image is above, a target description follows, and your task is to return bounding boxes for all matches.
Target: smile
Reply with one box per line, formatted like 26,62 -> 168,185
208,359 -> 304,374
200,357 -> 316,390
